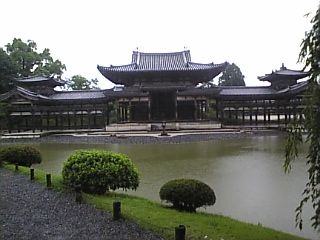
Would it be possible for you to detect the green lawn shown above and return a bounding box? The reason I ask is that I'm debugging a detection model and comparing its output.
[3,164,306,240]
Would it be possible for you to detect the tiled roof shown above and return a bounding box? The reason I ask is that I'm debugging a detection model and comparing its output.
[15,74,65,86]
[0,87,110,102]
[97,50,227,85]
[258,64,310,82]
[219,87,277,96]
[99,50,226,72]
[49,90,106,100]
[0,86,49,101]
[218,81,308,99]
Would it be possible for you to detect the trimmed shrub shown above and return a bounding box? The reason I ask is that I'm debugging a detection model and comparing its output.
[62,150,140,195]
[159,179,216,212]
[0,145,42,167]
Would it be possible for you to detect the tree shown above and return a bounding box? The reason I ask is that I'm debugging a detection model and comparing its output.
[284,6,320,231]
[65,75,100,90]
[0,48,18,93]
[218,63,245,86]
[5,38,66,78]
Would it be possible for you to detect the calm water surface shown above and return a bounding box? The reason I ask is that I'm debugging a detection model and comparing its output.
[1,136,319,239]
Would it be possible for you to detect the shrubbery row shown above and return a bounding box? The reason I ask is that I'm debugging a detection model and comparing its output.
[0,146,216,214]
[0,145,42,167]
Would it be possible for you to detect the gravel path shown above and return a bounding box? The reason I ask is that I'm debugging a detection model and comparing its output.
[0,169,162,240]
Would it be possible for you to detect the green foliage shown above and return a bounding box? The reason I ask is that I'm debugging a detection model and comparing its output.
[4,38,66,78]
[0,48,18,93]
[284,6,320,231]
[62,150,140,194]
[65,75,100,90]
[159,179,216,212]
[0,145,42,167]
[218,62,245,86]
[0,102,6,132]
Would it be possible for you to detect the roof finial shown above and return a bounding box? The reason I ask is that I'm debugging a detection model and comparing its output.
[135,47,138,52]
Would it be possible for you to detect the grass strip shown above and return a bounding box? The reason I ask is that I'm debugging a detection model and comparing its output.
[2,164,306,240]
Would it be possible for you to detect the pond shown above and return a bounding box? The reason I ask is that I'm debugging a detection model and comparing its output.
[1,135,319,239]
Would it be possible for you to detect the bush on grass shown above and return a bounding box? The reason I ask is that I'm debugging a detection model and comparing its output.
[62,150,140,194]
[0,145,42,167]
[159,179,216,212]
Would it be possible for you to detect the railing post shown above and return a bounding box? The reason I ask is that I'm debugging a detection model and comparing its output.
[113,201,121,220]
[30,168,34,180]
[175,225,186,240]
[75,185,82,203]
[46,174,52,188]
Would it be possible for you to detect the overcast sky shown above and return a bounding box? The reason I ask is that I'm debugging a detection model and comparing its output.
[0,0,318,89]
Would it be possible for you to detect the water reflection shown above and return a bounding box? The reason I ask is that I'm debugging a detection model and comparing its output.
[1,136,318,239]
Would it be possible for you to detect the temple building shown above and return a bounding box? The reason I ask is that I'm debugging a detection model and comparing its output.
[98,50,228,122]
[0,50,310,133]
[0,75,110,132]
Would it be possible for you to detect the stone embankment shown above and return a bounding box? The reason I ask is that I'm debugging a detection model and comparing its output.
[0,130,286,145]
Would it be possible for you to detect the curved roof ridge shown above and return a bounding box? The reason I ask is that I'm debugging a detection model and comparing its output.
[0,86,49,101]
[135,49,190,56]
[97,63,136,71]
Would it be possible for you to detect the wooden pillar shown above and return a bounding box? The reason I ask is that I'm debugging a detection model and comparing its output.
[255,101,258,125]
[215,100,219,120]
[67,107,71,129]
[284,105,288,125]
[148,94,151,121]
[221,101,224,125]
[120,104,126,122]
[40,111,43,132]
[73,110,77,129]
[263,101,267,125]
[7,112,12,133]
[32,109,36,133]
[206,99,209,120]
[80,108,84,127]
[194,99,197,120]
[17,115,21,132]
[25,115,28,130]
[116,103,120,123]
[88,109,91,130]
[55,112,58,128]
[60,110,63,130]
[235,107,238,125]
[277,102,280,125]
[46,111,50,131]
[93,108,97,128]
[175,98,178,121]
[242,102,245,125]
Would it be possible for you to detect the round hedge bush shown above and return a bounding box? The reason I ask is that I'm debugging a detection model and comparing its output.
[159,179,216,212]
[62,150,140,194]
[0,145,42,167]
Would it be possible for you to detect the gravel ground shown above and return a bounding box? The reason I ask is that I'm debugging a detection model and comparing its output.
[0,169,162,240]
[0,130,286,240]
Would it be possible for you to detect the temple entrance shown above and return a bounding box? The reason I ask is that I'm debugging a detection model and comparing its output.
[150,91,175,120]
